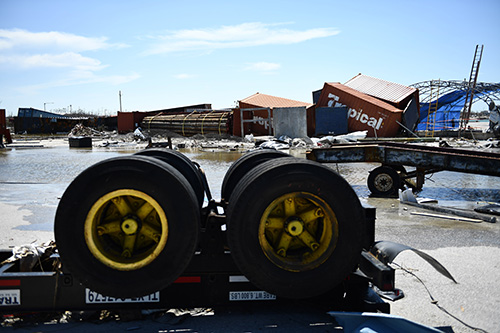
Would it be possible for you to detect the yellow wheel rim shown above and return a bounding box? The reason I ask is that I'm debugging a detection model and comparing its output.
[84,189,168,271]
[258,192,338,272]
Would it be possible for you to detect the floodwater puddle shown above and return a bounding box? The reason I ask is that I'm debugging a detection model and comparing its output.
[1,145,499,232]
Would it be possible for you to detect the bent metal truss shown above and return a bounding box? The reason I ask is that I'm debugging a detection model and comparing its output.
[410,80,500,131]
[411,80,500,110]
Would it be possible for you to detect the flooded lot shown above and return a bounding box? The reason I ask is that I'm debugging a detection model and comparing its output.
[1,140,500,332]
[1,143,499,230]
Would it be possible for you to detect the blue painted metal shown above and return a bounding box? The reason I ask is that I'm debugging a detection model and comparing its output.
[315,107,348,136]
[18,108,68,119]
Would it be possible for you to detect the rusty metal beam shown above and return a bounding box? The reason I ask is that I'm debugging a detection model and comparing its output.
[308,142,500,177]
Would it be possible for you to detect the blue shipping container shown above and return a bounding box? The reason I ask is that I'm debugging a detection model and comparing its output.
[315,107,348,136]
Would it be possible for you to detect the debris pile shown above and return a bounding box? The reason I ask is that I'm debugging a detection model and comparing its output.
[1,241,57,272]
[68,123,104,137]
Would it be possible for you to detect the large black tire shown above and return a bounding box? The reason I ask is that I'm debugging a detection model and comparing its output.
[367,166,401,197]
[55,155,200,298]
[226,158,365,299]
[135,148,205,207]
[221,149,289,202]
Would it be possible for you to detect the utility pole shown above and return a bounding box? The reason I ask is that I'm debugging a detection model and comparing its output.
[44,102,54,111]
[119,91,123,112]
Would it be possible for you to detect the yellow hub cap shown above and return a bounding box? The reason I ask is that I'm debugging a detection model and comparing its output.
[259,192,338,272]
[84,189,168,271]
[121,218,139,235]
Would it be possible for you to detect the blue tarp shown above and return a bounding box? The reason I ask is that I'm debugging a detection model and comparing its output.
[416,90,468,131]
[416,86,498,131]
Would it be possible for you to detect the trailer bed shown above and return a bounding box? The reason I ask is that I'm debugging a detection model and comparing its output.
[308,141,500,177]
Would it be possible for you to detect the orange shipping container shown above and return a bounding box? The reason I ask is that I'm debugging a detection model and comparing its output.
[235,93,315,137]
[316,83,403,137]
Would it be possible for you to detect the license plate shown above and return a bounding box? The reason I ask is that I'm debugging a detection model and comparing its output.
[229,291,276,301]
[85,289,160,304]
[0,289,21,306]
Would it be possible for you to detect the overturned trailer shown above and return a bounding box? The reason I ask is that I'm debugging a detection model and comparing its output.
[0,150,460,333]
[308,141,500,198]
[1,150,399,313]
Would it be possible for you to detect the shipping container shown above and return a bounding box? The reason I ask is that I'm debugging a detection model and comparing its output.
[316,83,403,137]
[344,73,420,113]
[14,108,115,134]
[312,89,322,104]
[315,107,348,136]
[0,109,12,144]
[232,107,273,137]
[235,93,315,136]
[13,116,97,134]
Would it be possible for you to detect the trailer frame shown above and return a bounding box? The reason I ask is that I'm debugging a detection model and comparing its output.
[308,141,500,193]
[0,202,391,314]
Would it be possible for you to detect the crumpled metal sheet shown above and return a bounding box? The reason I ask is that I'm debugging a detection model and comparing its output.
[1,241,56,272]
[371,240,457,284]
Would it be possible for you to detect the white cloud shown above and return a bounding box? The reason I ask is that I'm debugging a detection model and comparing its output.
[0,52,106,71]
[145,22,339,55]
[245,62,281,72]
[0,28,136,91]
[0,29,128,71]
[0,28,127,52]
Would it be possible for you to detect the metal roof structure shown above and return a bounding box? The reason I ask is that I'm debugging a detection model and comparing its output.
[345,74,417,104]
[410,80,500,132]
[17,107,91,120]
[410,80,500,109]
[239,93,312,108]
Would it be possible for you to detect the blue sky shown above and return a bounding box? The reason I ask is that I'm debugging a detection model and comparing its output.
[1,0,499,116]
